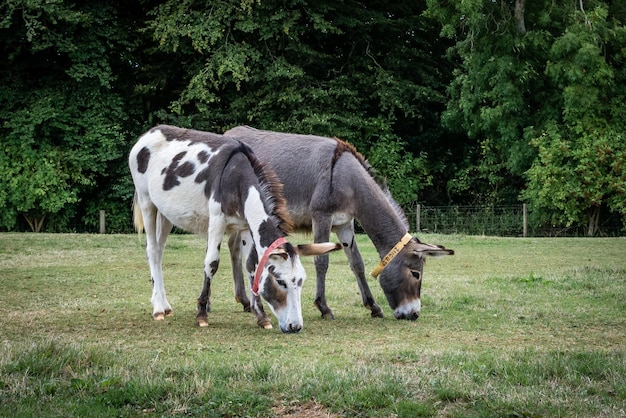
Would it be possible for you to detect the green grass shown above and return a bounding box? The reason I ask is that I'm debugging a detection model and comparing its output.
[1,233,625,417]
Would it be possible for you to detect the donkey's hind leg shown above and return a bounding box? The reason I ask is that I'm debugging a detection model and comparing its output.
[335,221,384,318]
[138,200,173,320]
[228,231,251,312]
[155,212,173,317]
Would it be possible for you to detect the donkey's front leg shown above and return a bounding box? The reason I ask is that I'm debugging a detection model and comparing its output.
[197,214,226,327]
[336,222,383,318]
[196,267,214,328]
[312,216,335,319]
[251,293,272,329]
[240,230,272,329]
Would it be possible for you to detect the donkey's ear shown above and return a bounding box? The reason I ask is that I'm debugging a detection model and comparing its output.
[296,242,342,256]
[413,242,454,258]
[269,247,289,261]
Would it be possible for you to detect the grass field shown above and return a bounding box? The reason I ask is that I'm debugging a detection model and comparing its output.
[0,233,625,417]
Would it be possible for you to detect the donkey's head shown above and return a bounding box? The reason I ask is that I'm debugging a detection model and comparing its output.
[376,237,454,320]
[250,239,342,333]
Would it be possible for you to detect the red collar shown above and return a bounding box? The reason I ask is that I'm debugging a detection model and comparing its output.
[252,237,288,296]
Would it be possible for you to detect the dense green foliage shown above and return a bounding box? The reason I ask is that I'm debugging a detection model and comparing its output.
[0,0,624,234]
[0,0,143,231]
[522,7,626,236]
[427,0,626,234]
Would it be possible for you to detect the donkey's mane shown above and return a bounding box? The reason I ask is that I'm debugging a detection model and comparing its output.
[235,141,294,236]
[331,138,380,184]
[331,137,409,230]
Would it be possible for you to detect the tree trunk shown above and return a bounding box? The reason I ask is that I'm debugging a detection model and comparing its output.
[24,214,46,233]
[586,206,600,237]
[514,0,527,35]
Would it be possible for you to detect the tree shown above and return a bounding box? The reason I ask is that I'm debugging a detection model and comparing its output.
[522,5,626,235]
[426,0,554,206]
[144,0,450,206]
[0,0,454,232]
[0,0,145,231]
[427,0,626,234]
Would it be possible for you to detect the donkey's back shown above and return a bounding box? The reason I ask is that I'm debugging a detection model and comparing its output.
[224,126,373,227]
[130,124,252,234]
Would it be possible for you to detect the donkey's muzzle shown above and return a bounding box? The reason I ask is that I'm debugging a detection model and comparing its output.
[281,323,303,333]
[394,310,420,321]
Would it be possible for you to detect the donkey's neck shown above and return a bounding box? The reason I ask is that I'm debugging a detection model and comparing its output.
[353,185,409,258]
[243,186,284,251]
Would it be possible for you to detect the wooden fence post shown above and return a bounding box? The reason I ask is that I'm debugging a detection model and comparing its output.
[99,210,106,234]
[416,204,421,233]
[523,204,527,238]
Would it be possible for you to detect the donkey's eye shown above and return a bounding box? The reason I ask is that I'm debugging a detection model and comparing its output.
[411,271,421,280]
[276,279,287,289]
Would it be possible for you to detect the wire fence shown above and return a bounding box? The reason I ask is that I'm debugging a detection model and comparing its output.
[404,204,625,237]
[409,205,526,237]
[5,205,624,237]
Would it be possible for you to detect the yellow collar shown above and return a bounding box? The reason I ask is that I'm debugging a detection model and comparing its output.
[370,233,413,278]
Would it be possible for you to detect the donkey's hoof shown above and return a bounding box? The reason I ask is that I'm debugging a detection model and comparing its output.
[236,297,251,312]
[196,314,209,327]
[165,309,173,317]
[371,309,384,318]
[153,312,166,321]
[257,318,272,329]
[314,299,334,319]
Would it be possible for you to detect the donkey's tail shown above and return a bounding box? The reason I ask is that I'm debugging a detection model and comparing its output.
[132,192,144,235]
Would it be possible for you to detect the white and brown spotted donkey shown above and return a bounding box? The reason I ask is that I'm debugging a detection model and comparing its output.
[129,125,340,333]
